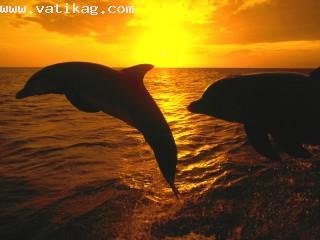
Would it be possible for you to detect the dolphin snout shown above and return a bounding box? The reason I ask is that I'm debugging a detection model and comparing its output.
[16,89,28,99]
[187,100,203,113]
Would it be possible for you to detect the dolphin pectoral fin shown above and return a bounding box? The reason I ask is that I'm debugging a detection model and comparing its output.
[272,132,312,158]
[65,91,100,113]
[244,123,281,161]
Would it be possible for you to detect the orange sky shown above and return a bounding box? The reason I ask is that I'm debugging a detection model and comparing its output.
[1,0,320,68]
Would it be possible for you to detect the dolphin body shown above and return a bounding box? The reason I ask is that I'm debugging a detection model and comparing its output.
[16,62,179,197]
[188,68,320,161]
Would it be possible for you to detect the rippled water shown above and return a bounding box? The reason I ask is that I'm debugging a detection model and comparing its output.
[1,67,319,239]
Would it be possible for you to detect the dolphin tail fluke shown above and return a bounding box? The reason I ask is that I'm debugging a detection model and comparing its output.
[309,67,320,83]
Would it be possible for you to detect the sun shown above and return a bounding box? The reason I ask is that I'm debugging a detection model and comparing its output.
[131,1,197,67]
[133,26,193,67]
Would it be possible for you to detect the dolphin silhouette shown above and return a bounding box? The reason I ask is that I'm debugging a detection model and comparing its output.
[16,62,180,197]
[188,68,320,161]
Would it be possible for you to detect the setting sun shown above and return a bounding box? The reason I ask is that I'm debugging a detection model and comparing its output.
[130,0,207,67]
[133,25,194,67]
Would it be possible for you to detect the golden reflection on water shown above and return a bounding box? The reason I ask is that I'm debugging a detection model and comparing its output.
[1,68,319,239]
[142,68,244,196]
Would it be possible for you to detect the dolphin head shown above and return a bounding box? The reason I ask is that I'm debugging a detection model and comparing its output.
[187,98,207,113]
[16,66,64,99]
[188,82,227,116]
[188,78,244,123]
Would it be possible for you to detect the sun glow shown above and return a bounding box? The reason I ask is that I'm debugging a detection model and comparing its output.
[133,25,194,67]
[1,0,319,68]
[131,1,213,67]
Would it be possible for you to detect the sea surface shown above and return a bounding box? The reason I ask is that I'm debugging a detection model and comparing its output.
[0,68,319,240]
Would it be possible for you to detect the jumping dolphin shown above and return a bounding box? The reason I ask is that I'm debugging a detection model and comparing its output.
[188,68,320,161]
[16,62,180,197]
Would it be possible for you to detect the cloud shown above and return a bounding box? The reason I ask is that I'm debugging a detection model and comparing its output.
[129,0,219,27]
[237,0,271,11]
[12,0,219,44]
[14,0,136,44]
[4,0,320,45]
[193,40,320,68]
[206,0,320,44]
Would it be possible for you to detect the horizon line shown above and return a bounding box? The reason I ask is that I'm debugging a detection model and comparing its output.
[0,66,315,69]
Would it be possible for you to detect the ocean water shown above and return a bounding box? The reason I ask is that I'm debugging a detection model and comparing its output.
[0,67,319,240]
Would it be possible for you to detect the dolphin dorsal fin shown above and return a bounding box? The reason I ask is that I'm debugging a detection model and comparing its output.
[122,64,154,83]
[309,67,320,83]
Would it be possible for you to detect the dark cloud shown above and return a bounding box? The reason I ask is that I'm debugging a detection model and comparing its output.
[18,0,137,43]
